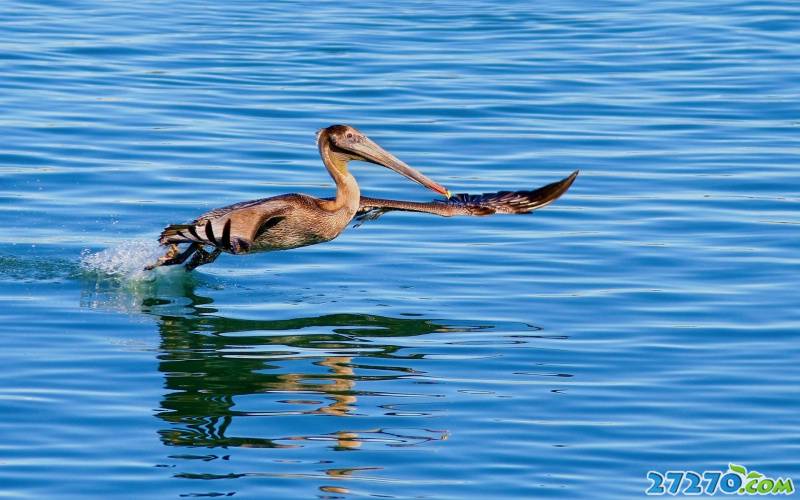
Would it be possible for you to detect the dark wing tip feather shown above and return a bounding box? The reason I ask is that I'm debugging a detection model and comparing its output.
[450,169,578,214]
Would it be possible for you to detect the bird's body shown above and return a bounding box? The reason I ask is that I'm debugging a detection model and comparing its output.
[167,193,351,254]
[146,124,578,271]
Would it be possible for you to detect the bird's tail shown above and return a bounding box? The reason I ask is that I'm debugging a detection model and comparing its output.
[159,224,197,245]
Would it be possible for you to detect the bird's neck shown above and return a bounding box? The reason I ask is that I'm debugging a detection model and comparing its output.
[319,137,360,214]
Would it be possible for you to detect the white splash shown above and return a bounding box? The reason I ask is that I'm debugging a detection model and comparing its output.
[78,240,209,316]
[80,239,165,281]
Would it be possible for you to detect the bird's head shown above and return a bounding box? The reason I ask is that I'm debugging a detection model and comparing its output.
[317,124,450,198]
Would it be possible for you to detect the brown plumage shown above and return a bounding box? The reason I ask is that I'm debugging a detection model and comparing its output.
[146,125,578,271]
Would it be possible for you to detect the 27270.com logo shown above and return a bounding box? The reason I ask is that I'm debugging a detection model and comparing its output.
[646,464,794,496]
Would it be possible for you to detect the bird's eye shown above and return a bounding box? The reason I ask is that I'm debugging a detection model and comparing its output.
[346,133,353,139]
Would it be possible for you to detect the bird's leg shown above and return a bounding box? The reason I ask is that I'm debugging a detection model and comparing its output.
[144,243,199,270]
[184,246,222,272]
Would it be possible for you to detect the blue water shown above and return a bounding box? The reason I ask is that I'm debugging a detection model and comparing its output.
[1,1,799,498]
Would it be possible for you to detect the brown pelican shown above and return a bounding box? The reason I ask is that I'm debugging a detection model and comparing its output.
[146,124,578,271]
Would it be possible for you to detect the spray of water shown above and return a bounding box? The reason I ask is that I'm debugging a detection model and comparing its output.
[79,239,165,281]
[78,239,207,315]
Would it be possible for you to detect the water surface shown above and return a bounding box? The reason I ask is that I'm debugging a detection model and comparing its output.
[1,1,799,498]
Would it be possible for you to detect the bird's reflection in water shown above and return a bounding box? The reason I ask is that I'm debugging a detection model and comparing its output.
[155,306,452,451]
[81,273,480,494]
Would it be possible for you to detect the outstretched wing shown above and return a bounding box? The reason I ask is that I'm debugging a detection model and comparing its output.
[354,170,578,226]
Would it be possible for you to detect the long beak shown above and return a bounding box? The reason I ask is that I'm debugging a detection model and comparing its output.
[352,137,451,198]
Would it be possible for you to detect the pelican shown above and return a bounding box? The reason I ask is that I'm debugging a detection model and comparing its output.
[146,124,578,271]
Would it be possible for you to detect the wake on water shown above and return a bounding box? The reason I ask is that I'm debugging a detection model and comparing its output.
[0,240,206,315]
